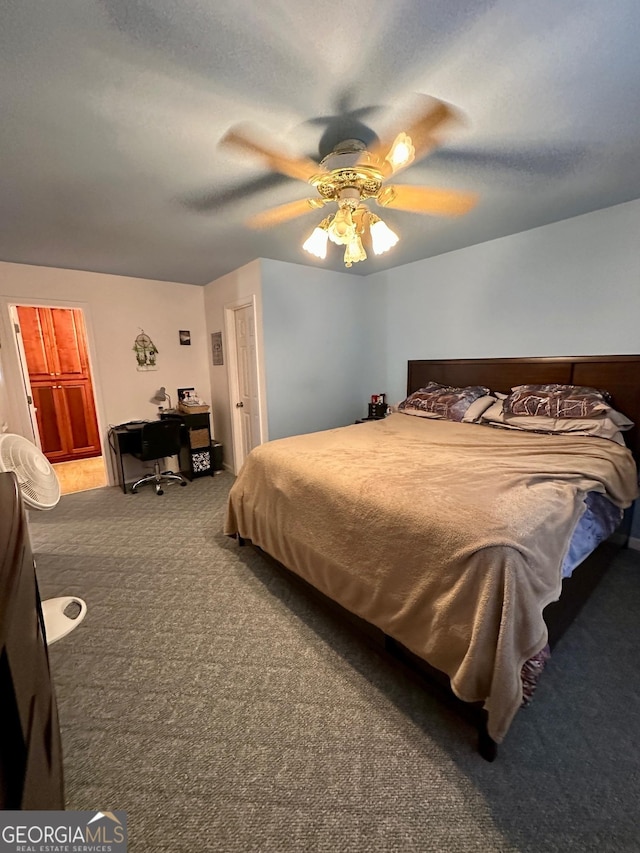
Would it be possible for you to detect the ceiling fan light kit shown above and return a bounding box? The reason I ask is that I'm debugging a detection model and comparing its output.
[369,214,400,254]
[343,234,367,267]
[221,96,478,270]
[385,132,416,171]
[302,200,399,268]
[302,218,330,259]
[327,202,357,245]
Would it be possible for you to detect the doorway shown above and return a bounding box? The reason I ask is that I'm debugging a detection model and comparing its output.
[12,305,107,494]
[224,297,265,473]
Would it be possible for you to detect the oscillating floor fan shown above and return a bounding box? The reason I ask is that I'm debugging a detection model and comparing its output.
[0,433,87,644]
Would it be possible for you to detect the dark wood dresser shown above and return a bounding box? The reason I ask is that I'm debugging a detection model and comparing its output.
[0,471,64,808]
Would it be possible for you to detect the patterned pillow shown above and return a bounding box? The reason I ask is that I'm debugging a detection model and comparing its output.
[398,382,491,423]
[480,399,632,444]
[503,384,612,419]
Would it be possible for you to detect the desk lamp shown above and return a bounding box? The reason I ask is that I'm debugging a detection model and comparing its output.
[151,386,173,412]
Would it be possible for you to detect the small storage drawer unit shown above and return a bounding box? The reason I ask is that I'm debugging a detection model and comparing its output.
[162,412,215,479]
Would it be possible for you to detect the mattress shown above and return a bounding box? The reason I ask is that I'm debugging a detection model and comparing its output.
[562,491,624,578]
[225,413,638,741]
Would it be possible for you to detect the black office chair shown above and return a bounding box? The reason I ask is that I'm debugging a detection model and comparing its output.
[130,420,188,495]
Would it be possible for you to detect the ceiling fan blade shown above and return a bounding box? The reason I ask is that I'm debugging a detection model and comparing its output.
[364,97,462,178]
[220,123,323,183]
[246,198,327,229]
[376,185,478,217]
[183,173,291,213]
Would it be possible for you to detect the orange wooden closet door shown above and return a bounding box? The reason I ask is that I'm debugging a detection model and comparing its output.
[17,306,101,463]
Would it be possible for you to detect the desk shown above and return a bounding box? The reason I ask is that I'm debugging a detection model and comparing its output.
[108,423,147,494]
[109,413,216,493]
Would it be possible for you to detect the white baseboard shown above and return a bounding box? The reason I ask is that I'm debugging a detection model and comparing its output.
[627,536,640,552]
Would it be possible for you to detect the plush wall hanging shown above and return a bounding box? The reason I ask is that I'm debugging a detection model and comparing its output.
[133,330,158,371]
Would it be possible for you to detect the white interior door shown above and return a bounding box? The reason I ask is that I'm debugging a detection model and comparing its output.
[234,304,260,468]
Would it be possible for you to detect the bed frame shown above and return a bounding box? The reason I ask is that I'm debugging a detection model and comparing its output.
[240,355,640,760]
[407,355,640,460]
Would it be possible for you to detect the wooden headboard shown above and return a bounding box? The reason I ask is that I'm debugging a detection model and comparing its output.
[407,355,640,460]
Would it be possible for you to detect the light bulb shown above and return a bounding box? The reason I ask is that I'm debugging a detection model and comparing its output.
[386,132,415,170]
[343,235,367,268]
[370,217,399,255]
[302,222,329,259]
[328,205,356,245]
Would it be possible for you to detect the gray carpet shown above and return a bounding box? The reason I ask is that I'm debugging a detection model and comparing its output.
[30,474,640,852]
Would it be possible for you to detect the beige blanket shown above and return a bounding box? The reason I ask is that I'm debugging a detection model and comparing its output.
[225,413,638,742]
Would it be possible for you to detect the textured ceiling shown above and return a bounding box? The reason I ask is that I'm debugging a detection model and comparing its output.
[1,0,639,285]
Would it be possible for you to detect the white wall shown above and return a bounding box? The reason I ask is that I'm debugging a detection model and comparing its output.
[202,259,265,472]
[260,258,386,439]
[0,261,210,484]
[370,198,640,405]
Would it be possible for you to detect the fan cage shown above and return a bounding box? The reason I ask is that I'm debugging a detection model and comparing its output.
[0,433,60,509]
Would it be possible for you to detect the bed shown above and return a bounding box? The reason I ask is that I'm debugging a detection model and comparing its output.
[225,355,640,759]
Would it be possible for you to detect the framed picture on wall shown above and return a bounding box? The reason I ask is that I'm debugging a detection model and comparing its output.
[179,330,191,346]
[211,331,224,366]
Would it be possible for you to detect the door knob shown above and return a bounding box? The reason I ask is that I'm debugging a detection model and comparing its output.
[236,402,244,408]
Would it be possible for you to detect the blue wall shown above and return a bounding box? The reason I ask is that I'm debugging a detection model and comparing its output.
[368,198,640,407]
[260,259,385,439]
[259,200,640,536]
[368,199,640,536]
[261,201,640,538]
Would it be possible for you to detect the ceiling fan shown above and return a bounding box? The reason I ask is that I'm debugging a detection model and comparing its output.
[220,96,478,268]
